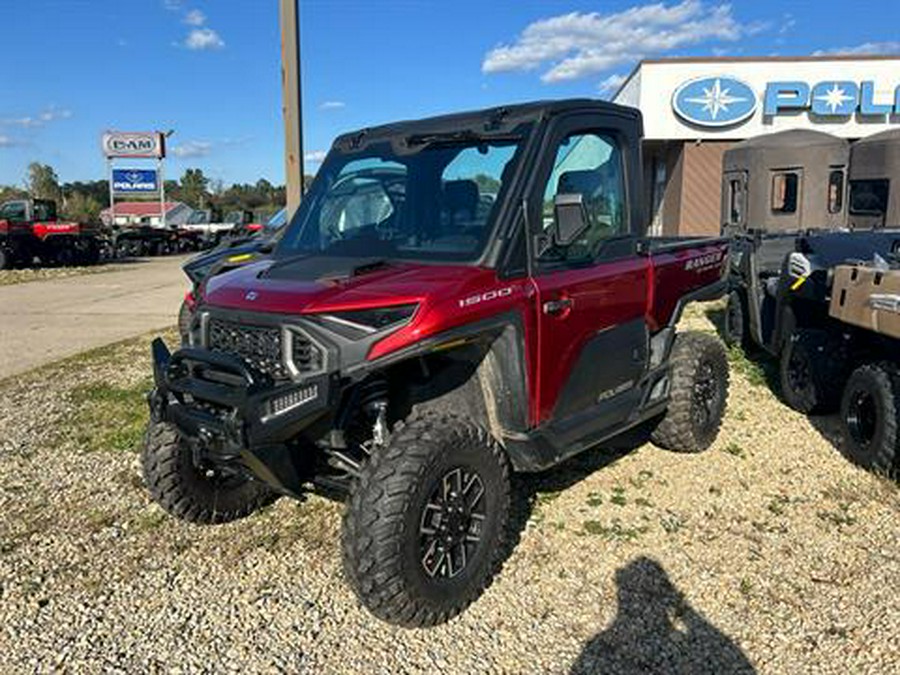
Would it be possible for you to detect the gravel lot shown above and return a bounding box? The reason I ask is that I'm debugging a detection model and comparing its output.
[1,306,898,674]
[0,264,118,287]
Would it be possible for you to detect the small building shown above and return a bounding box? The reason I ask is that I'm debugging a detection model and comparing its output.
[100,201,192,228]
[613,55,900,236]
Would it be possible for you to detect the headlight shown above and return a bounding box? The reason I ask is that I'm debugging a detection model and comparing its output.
[319,304,417,338]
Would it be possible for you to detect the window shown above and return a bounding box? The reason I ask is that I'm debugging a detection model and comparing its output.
[828,169,845,214]
[539,132,627,263]
[32,201,56,221]
[0,202,26,222]
[771,172,799,214]
[278,130,526,262]
[727,178,744,225]
[849,179,889,215]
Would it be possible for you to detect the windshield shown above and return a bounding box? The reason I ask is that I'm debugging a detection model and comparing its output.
[187,210,210,224]
[276,130,528,262]
[266,207,287,230]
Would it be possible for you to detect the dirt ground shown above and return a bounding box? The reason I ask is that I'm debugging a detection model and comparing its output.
[0,306,897,674]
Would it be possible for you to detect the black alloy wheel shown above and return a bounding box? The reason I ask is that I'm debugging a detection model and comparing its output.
[419,466,486,580]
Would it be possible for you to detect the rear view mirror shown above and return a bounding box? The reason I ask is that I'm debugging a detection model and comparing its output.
[553,193,590,246]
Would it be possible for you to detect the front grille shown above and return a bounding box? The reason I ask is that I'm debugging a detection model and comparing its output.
[205,317,325,380]
[207,318,288,380]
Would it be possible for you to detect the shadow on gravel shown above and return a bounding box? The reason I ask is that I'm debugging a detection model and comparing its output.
[570,557,756,675]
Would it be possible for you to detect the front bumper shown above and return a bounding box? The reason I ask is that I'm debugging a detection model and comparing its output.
[149,338,338,493]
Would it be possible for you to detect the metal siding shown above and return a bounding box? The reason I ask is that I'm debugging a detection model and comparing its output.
[678,141,732,236]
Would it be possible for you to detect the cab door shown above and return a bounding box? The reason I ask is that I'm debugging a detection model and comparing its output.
[527,116,650,432]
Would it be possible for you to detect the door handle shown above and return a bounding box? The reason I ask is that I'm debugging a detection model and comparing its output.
[543,298,573,315]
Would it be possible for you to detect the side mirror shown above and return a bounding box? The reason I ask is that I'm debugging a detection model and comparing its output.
[553,193,590,246]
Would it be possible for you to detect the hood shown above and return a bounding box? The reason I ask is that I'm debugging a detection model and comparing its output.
[202,256,498,315]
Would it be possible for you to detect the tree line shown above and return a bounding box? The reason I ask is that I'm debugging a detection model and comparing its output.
[0,163,304,224]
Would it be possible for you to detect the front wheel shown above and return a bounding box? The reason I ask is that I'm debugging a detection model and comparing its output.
[840,364,899,477]
[141,420,275,524]
[651,331,729,453]
[342,413,510,627]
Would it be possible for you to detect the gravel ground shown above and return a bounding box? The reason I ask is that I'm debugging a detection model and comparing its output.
[0,261,128,286]
[1,306,898,674]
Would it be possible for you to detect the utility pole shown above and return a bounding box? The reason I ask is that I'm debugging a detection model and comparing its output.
[280,0,304,219]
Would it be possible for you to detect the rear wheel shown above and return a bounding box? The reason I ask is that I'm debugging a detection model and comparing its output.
[342,413,510,627]
[141,419,275,524]
[840,364,899,477]
[0,247,10,270]
[723,290,748,348]
[651,331,729,453]
[779,329,844,414]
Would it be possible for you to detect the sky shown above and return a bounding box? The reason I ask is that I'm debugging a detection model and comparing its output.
[1,0,899,187]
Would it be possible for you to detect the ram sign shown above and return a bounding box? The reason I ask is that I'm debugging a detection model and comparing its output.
[112,169,159,194]
[102,131,165,159]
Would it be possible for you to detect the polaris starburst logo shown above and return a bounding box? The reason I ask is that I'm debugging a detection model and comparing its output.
[245,291,259,301]
[672,76,757,128]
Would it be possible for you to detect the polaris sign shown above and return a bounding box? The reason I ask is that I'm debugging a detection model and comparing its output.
[764,81,900,117]
[673,77,757,127]
[112,169,159,194]
[102,131,165,159]
[673,76,900,129]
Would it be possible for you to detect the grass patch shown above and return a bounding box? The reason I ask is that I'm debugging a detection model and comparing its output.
[582,518,648,541]
[723,441,747,459]
[610,486,627,506]
[69,378,153,453]
[585,492,603,507]
[727,346,771,387]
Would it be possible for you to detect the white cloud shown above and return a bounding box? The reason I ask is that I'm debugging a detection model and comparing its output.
[172,140,213,158]
[184,27,225,50]
[1,106,71,128]
[184,9,206,26]
[0,135,16,147]
[598,74,627,95]
[319,101,346,110]
[304,150,327,163]
[163,0,183,10]
[482,1,750,83]
[813,41,900,56]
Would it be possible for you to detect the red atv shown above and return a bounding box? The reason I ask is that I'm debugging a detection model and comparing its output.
[0,198,100,269]
[144,99,730,627]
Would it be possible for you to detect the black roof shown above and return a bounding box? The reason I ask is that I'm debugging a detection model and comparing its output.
[735,129,845,150]
[332,98,640,150]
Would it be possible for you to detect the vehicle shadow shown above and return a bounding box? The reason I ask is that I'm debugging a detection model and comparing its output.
[569,556,756,675]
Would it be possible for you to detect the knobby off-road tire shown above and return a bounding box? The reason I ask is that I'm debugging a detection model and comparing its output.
[651,331,729,453]
[779,329,845,414]
[177,299,193,345]
[342,413,511,628]
[0,247,11,270]
[840,363,900,477]
[723,290,748,349]
[141,420,274,524]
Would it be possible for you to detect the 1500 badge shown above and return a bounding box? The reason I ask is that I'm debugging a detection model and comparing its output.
[458,287,513,308]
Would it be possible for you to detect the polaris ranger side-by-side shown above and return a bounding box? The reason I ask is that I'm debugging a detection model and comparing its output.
[723,129,900,477]
[143,100,731,627]
[0,198,101,269]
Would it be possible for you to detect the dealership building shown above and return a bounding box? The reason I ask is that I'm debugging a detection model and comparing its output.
[612,55,900,236]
